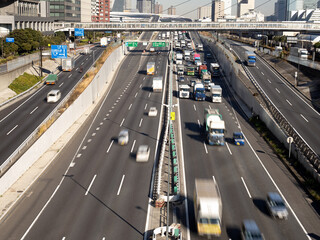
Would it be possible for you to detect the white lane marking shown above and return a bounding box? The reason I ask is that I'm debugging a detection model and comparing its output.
[208,105,211,109]
[197,119,201,128]
[59,82,64,87]
[81,62,84,65]
[120,118,125,127]
[96,127,100,131]
[143,77,145,80]
[68,74,72,78]
[76,154,82,158]
[139,118,143,127]
[286,99,292,106]
[242,133,312,240]
[203,142,208,154]
[148,92,151,98]
[145,103,148,110]
[30,106,38,115]
[140,84,142,88]
[267,79,271,83]
[226,142,232,155]
[300,114,309,122]
[128,104,132,110]
[106,140,114,153]
[135,92,138,98]
[117,175,125,195]
[86,58,88,61]
[193,104,196,111]
[241,177,252,198]
[275,88,280,93]
[76,68,79,71]
[85,174,97,196]
[7,125,18,135]
[70,162,75,167]
[82,146,87,150]
[256,66,259,69]
[92,133,96,136]
[261,72,264,75]
[88,139,92,143]
[131,140,136,153]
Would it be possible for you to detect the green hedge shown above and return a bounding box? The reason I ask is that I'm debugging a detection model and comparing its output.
[9,72,42,94]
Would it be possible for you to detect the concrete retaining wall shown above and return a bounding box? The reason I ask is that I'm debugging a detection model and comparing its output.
[0,45,125,195]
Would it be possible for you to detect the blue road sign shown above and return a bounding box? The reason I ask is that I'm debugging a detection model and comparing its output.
[6,38,14,43]
[75,28,84,37]
[51,45,68,59]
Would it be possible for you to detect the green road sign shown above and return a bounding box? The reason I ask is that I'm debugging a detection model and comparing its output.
[126,42,138,47]
[152,42,166,47]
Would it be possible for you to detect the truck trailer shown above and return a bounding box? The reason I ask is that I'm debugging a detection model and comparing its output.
[210,63,220,77]
[100,37,108,47]
[194,178,222,237]
[193,82,206,101]
[204,108,225,145]
[62,57,75,72]
[152,76,163,92]
[211,85,222,103]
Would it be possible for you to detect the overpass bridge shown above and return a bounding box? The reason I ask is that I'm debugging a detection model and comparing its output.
[54,21,320,33]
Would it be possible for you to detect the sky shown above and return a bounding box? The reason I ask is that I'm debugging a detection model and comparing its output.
[155,0,277,19]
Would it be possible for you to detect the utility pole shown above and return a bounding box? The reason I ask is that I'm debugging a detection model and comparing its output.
[40,44,43,77]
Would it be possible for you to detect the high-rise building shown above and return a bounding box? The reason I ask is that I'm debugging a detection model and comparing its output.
[91,0,110,22]
[223,0,232,16]
[318,0,320,8]
[125,0,131,10]
[287,0,303,19]
[212,0,225,21]
[237,0,255,17]
[81,0,91,22]
[303,0,318,9]
[197,6,212,19]
[112,0,125,11]
[48,0,81,22]
[274,0,286,21]
[137,0,152,13]
[168,6,176,15]
[155,2,163,14]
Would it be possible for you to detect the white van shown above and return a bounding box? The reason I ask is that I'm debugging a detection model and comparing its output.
[47,90,61,103]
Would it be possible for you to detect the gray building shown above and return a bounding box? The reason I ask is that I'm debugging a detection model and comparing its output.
[112,0,125,12]
[274,0,286,21]
[0,0,54,35]
[137,0,152,13]
[48,0,81,22]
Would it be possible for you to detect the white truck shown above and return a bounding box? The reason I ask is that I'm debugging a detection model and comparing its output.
[162,33,166,40]
[194,178,222,237]
[166,31,170,38]
[100,37,108,47]
[82,47,90,55]
[184,50,191,61]
[211,85,222,103]
[62,57,75,72]
[147,62,155,75]
[152,77,163,92]
[197,43,203,51]
[177,65,184,75]
[179,84,190,98]
[175,41,181,49]
[204,108,225,145]
[176,53,183,65]
[181,39,186,47]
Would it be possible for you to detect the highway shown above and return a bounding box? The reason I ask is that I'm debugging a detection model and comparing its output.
[176,32,320,239]
[0,45,105,167]
[0,31,168,239]
[221,37,320,157]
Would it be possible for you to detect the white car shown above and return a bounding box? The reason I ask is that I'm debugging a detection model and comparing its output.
[118,129,129,145]
[148,107,158,117]
[150,47,155,52]
[136,145,150,162]
[47,90,61,103]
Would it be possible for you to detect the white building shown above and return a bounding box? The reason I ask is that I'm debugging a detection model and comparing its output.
[197,6,212,19]
[239,9,264,21]
[223,0,232,16]
[81,0,91,22]
[237,0,255,17]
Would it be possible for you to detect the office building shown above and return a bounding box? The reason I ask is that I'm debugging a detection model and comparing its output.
[304,0,318,9]
[81,0,91,22]
[112,0,125,11]
[48,0,81,22]
[223,0,232,16]
[168,6,176,15]
[274,0,286,21]
[237,0,255,17]
[125,0,131,10]
[287,0,303,19]
[137,0,152,13]
[91,0,110,22]
[0,0,53,34]
[197,6,212,19]
[212,0,225,21]
[155,2,163,14]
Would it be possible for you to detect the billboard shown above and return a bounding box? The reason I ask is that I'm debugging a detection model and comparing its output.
[75,28,84,37]
[51,45,68,59]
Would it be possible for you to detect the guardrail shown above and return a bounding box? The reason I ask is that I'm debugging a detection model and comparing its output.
[0,45,109,174]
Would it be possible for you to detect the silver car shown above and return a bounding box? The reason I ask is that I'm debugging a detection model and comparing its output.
[136,145,150,162]
[266,192,288,219]
[118,129,129,146]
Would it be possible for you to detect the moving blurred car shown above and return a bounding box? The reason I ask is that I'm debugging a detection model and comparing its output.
[148,107,158,117]
[178,76,185,82]
[233,132,245,146]
[266,192,288,219]
[118,129,129,145]
[136,145,150,162]
[241,220,264,240]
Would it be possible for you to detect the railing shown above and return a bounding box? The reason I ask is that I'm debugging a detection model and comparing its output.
[54,21,320,32]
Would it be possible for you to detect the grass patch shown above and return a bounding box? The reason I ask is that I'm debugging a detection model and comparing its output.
[249,116,320,204]
[9,73,42,94]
